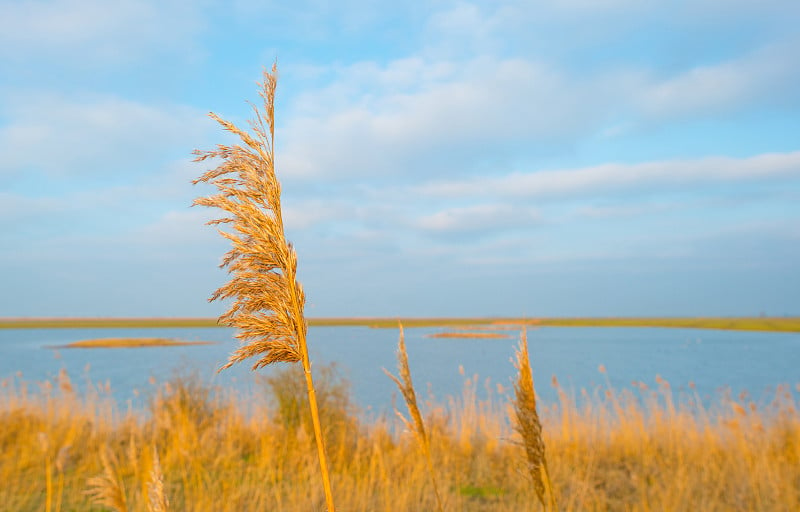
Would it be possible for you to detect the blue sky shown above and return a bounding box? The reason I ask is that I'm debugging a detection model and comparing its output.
[1,0,798,318]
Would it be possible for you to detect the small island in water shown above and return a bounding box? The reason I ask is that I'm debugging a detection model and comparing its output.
[426,331,511,339]
[57,337,215,349]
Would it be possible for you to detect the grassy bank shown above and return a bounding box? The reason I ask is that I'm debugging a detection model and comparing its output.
[1,367,797,511]
[1,316,799,332]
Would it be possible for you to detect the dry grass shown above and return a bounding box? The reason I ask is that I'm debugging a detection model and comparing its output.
[85,447,128,512]
[426,332,512,339]
[192,64,335,510]
[384,324,445,512]
[511,327,555,510]
[59,338,213,349]
[147,448,168,512]
[1,365,799,511]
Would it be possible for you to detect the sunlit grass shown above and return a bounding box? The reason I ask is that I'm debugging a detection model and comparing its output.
[426,332,512,339]
[2,366,797,511]
[59,338,214,349]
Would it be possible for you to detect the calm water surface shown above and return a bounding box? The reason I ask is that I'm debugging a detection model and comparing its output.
[1,326,798,414]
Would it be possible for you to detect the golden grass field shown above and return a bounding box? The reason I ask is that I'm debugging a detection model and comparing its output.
[1,364,798,511]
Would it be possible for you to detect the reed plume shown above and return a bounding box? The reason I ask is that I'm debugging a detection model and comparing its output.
[512,327,556,510]
[147,448,168,512]
[192,64,335,511]
[384,324,445,512]
[85,447,128,512]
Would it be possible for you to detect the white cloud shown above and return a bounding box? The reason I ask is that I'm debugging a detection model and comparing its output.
[0,193,63,224]
[419,151,800,199]
[283,201,352,231]
[131,208,218,248]
[263,0,800,186]
[278,56,631,179]
[639,41,800,119]
[0,0,203,64]
[416,203,539,235]
[276,39,799,181]
[0,93,207,177]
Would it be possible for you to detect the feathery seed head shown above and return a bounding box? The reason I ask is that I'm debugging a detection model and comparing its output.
[193,65,307,371]
[512,327,554,509]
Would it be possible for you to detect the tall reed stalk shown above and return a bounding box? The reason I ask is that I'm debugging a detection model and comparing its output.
[192,64,335,511]
[512,327,556,510]
[384,324,445,512]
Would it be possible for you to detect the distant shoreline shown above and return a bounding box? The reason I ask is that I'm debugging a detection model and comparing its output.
[1,316,798,333]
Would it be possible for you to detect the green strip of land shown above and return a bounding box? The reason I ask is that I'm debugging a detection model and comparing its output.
[1,317,798,332]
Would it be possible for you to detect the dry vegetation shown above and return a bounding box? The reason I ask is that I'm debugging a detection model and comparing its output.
[384,325,445,511]
[1,366,798,511]
[426,332,512,339]
[511,328,555,510]
[59,338,213,349]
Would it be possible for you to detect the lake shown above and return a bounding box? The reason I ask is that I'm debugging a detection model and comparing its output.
[1,325,798,415]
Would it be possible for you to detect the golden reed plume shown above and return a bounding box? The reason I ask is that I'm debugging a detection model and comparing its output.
[384,324,445,512]
[512,327,556,510]
[192,64,336,511]
[85,447,128,512]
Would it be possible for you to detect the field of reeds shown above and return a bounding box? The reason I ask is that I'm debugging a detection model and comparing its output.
[1,363,798,511]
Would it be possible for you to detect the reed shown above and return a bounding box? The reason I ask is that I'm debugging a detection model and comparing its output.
[2,367,799,510]
[512,327,556,510]
[384,324,445,512]
[147,448,168,512]
[85,447,128,512]
[191,64,335,510]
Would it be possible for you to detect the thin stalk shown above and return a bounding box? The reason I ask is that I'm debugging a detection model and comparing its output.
[281,195,335,511]
[44,455,52,512]
[302,359,335,510]
[55,471,64,512]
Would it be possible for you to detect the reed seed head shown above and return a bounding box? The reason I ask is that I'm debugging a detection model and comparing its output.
[192,64,307,371]
[147,447,169,512]
[383,324,445,512]
[384,325,427,441]
[85,447,128,512]
[512,327,554,509]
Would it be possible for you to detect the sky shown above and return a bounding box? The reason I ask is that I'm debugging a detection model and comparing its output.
[1,0,799,318]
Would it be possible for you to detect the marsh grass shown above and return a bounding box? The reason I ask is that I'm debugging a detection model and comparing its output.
[384,325,445,512]
[512,327,555,510]
[426,331,512,339]
[58,338,213,349]
[2,367,799,511]
[85,447,128,512]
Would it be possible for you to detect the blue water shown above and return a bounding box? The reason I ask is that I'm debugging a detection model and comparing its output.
[1,326,798,414]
